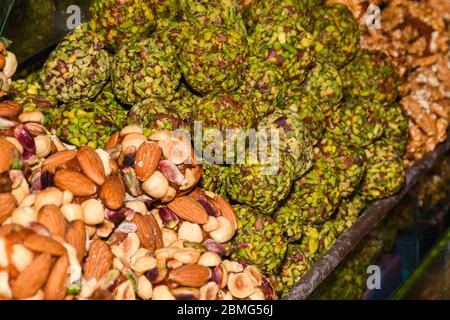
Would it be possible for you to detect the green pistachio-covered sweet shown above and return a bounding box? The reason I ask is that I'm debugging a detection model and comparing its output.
[340,49,399,105]
[9,72,57,120]
[170,82,200,128]
[312,3,360,68]
[179,25,249,94]
[129,97,189,137]
[226,150,296,215]
[198,162,229,196]
[179,0,246,34]
[360,140,406,201]
[258,109,314,179]
[231,205,288,274]
[243,0,313,33]
[48,100,128,149]
[192,92,256,163]
[333,193,367,237]
[154,19,190,53]
[299,221,337,261]
[275,157,342,240]
[276,245,312,296]
[251,18,314,84]
[281,87,325,145]
[155,0,179,20]
[239,57,286,119]
[383,104,409,156]
[41,25,109,103]
[303,62,343,116]
[112,37,181,105]
[88,0,157,51]
[325,98,386,148]
[316,138,366,198]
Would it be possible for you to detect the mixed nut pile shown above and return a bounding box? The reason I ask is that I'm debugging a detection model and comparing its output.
[0,0,448,300]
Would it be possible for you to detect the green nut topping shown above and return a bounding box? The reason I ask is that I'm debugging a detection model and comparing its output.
[258,109,314,179]
[88,0,156,51]
[275,156,342,238]
[340,49,399,105]
[198,162,230,197]
[298,221,337,261]
[112,37,181,105]
[155,0,180,20]
[128,97,189,137]
[382,103,409,156]
[333,194,367,237]
[276,245,312,296]
[251,18,314,84]
[325,98,386,148]
[47,100,127,149]
[231,205,287,274]
[239,57,286,119]
[303,62,343,117]
[243,0,313,33]
[179,25,249,94]
[226,150,296,215]
[312,3,360,68]
[360,141,406,201]
[41,24,109,102]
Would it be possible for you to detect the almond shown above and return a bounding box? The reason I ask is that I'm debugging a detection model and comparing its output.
[168,264,211,287]
[99,175,125,210]
[65,220,86,262]
[0,192,16,224]
[38,205,66,240]
[24,234,66,256]
[83,240,113,281]
[11,253,53,299]
[44,254,69,300]
[0,138,13,174]
[42,150,77,171]
[0,100,22,118]
[135,142,161,182]
[167,196,208,224]
[105,132,120,150]
[54,169,97,197]
[212,195,238,231]
[133,213,163,253]
[77,146,106,185]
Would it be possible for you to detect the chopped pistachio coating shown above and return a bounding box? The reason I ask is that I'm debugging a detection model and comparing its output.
[88,0,156,51]
[112,37,181,105]
[239,57,286,118]
[360,141,406,201]
[333,194,367,237]
[48,100,127,149]
[316,138,366,198]
[41,25,109,103]
[275,158,342,239]
[383,104,409,156]
[129,97,189,137]
[243,0,313,32]
[325,98,386,148]
[226,151,296,215]
[251,18,314,84]
[171,82,200,127]
[9,72,57,120]
[298,221,337,261]
[198,162,229,196]
[276,245,312,296]
[155,19,190,53]
[311,3,360,68]
[258,109,314,179]
[155,0,179,20]
[340,49,399,105]
[303,62,343,116]
[192,92,256,163]
[231,205,288,274]
[281,87,325,145]
[179,25,249,94]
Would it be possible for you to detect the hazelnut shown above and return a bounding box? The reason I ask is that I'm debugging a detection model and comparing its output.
[81,199,105,225]
[198,252,221,267]
[227,273,255,299]
[178,221,203,243]
[137,275,153,300]
[141,171,169,199]
[35,187,63,210]
[61,204,83,222]
[209,217,235,243]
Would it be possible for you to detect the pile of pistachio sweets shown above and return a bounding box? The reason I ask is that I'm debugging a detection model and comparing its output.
[3,0,409,298]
